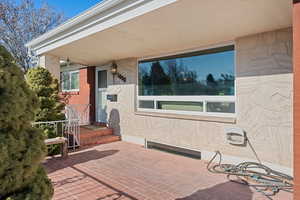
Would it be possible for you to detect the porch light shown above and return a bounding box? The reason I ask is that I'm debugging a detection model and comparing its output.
[111,62,126,83]
[111,62,118,75]
[66,57,71,66]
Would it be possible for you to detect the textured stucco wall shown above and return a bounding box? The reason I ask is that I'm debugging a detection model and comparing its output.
[236,28,293,167]
[105,28,293,168]
[38,54,60,81]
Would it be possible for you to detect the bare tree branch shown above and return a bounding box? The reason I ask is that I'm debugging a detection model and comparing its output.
[0,0,65,72]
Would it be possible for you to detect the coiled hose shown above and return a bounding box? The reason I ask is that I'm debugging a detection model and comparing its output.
[207,151,293,199]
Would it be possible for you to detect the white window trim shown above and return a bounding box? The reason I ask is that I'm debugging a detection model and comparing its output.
[137,96,236,118]
[61,70,80,92]
[136,42,236,118]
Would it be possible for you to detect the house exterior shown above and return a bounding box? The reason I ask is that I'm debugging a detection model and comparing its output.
[26,0,298,186]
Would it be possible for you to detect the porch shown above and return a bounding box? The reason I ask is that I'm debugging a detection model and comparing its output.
[30,0,293,128]
[45,141,292,200]
[27,0,295,194]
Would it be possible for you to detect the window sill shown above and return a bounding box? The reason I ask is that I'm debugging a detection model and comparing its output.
[61,91,80,95]
[134,111,236,124]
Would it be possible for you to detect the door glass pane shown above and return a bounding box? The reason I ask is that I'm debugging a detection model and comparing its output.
[206,102,235,113]
[98,70,107,88]
[71,72,79,90]
[97,90,107,122]
[157,101,203,112]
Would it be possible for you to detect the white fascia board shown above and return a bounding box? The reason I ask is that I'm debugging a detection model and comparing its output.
[26,0,124,48]
[27,0,178,55]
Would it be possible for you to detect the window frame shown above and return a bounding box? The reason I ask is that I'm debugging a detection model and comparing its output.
[136,42,237,118]
[61,70,80,92]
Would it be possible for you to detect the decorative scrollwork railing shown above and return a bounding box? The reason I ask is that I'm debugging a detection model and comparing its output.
[65,104,91,126]
[32,119,80,150]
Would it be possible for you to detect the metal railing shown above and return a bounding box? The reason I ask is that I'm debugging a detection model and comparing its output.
[32,119,80,150]
[31,104,90,150]
[65,104,91,126]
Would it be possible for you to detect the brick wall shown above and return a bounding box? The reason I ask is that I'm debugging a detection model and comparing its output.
[294,2,300,199]
[62,67,95,123]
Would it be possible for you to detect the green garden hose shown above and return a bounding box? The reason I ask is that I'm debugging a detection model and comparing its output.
[207,151,293,199]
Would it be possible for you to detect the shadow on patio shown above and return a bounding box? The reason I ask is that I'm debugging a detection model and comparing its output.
[45,148,139,200]
[176,181,253,200]
[45,149,119,173]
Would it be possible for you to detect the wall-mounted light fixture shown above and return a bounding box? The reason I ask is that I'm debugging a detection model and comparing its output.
[111,62,118,75]
[66,57,71,65]
[111,61,126,83]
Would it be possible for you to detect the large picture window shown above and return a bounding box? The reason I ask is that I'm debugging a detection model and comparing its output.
[138,45,235,117]
[61,70,79,91]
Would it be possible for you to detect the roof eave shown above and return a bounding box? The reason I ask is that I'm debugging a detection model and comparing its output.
[25,0,125,48]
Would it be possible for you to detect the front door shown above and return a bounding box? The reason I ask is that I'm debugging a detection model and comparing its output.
[96,69,108,123]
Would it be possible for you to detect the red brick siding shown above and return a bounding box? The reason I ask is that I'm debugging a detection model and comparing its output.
[294,2,300,199]
[61,67,95,123]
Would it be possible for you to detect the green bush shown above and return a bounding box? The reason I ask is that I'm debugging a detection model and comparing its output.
[26,67,65,122]
[26,67,65,155]
[0,46,53,199]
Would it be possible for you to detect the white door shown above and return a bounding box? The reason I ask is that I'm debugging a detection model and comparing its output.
[96,69,108,123]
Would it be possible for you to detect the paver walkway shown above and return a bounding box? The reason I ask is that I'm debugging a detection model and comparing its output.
[44,141,292,200]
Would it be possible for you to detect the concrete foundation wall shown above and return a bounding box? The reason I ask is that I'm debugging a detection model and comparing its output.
[104,28,293,169]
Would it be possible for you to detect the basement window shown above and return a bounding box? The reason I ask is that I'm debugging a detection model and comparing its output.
[61,70,79,92]
[137,45,236,117]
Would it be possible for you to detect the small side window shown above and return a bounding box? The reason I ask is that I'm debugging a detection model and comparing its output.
[61,70,79,91]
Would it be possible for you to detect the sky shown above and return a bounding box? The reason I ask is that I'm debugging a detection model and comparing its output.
[33,0,103,18]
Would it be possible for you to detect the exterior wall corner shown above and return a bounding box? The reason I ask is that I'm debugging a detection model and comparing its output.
[293,1,300,198]
[38,54,60,81]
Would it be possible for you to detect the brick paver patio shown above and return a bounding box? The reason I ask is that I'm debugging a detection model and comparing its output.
[44,141,292,200]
